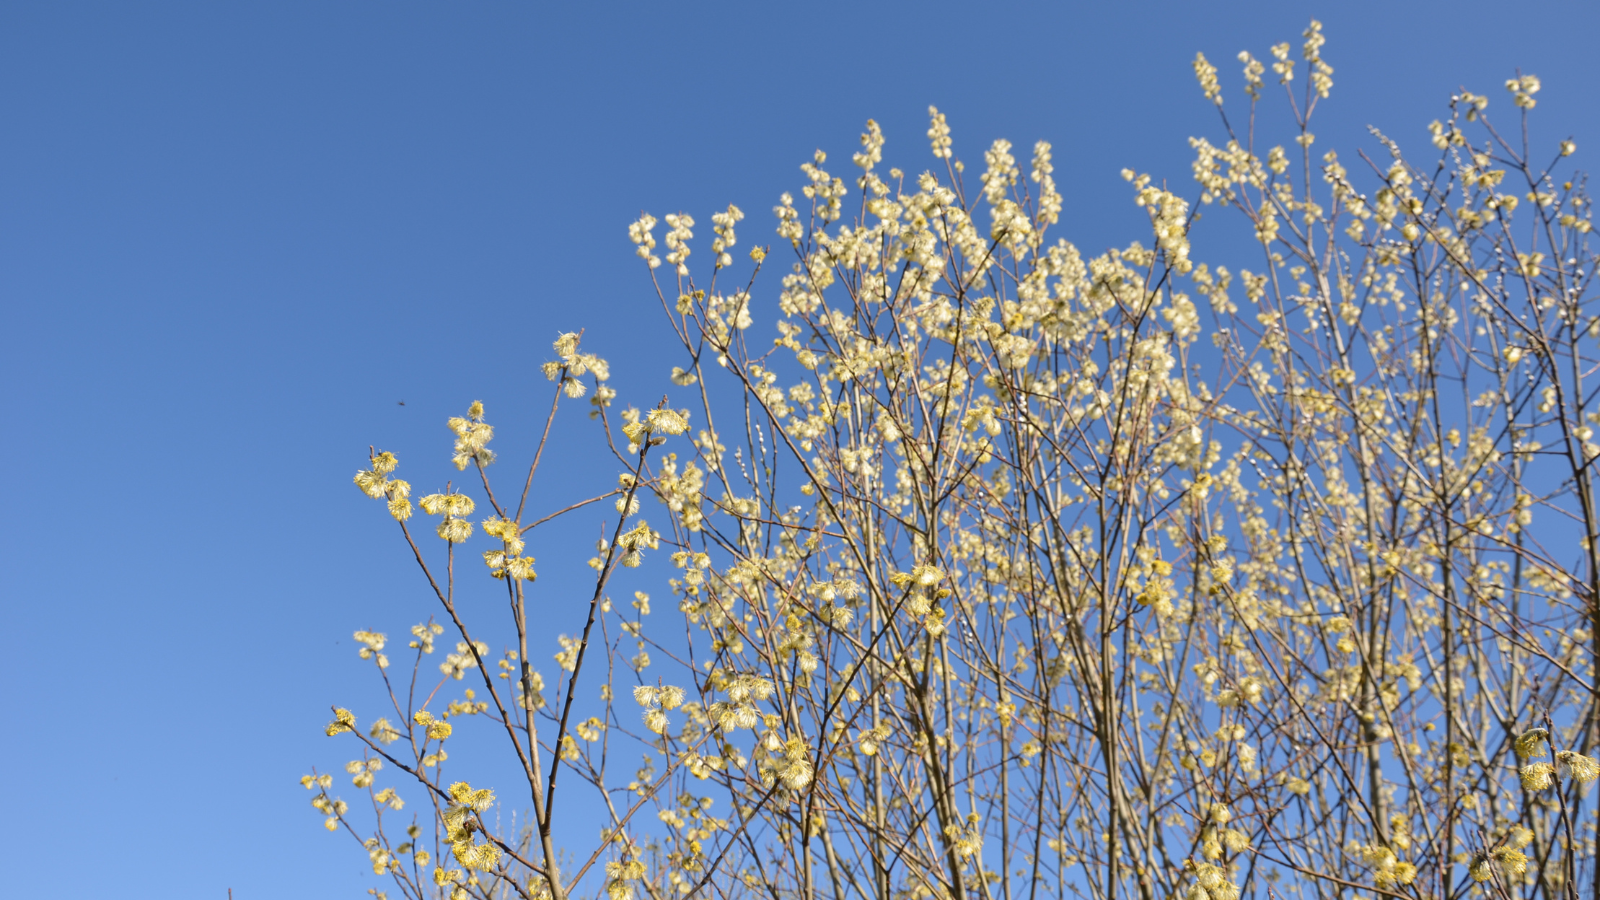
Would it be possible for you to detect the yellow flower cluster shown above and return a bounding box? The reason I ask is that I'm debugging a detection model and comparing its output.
[352,630,387,668]
[481,517,534,581]
[446,402,493,471]
[419,490,474,543]
[353,451,413,521]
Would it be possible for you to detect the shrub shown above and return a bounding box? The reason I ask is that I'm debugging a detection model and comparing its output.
[310,21,1597,900]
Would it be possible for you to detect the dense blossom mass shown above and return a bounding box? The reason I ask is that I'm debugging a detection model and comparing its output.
[310,21,1598,900]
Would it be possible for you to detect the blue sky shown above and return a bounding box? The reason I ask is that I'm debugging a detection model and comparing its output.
[2,1,1597,897]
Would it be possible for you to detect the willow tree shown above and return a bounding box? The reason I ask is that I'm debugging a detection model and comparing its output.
[308,21,1599,900]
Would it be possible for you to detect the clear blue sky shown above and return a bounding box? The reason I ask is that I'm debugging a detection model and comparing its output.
[2,1,1596,897]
